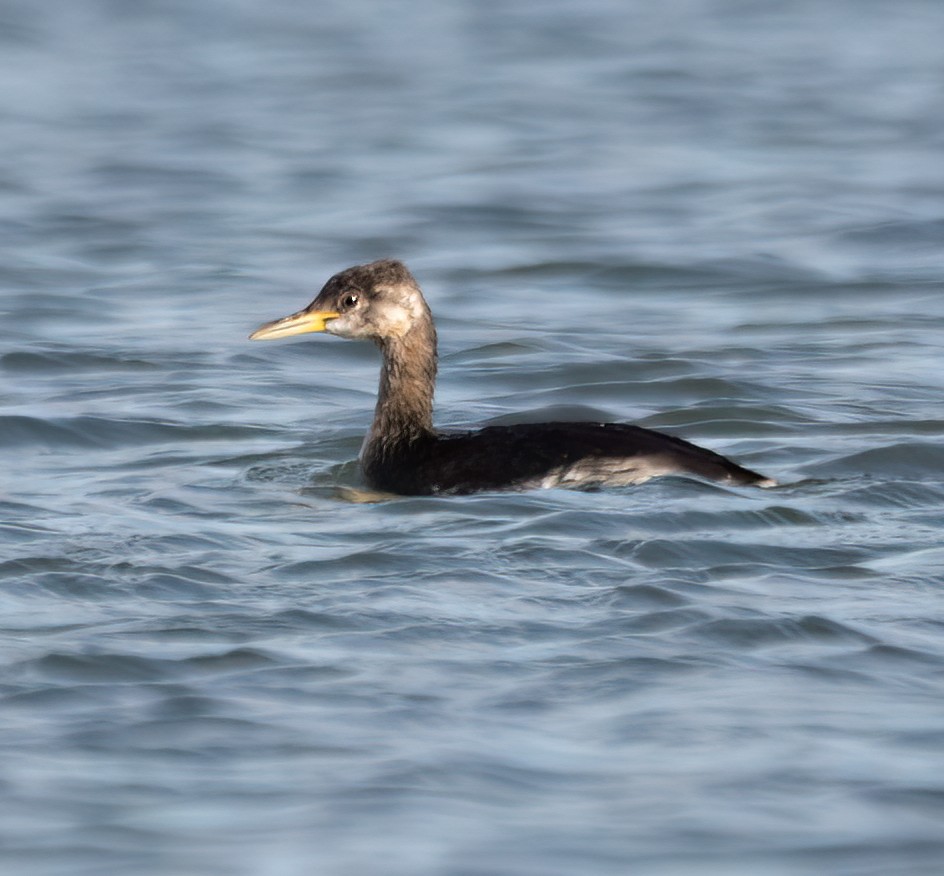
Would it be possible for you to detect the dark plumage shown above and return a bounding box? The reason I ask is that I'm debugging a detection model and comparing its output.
[250,260,773,495]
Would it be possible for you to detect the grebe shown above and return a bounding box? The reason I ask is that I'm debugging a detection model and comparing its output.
[250,260,773,495]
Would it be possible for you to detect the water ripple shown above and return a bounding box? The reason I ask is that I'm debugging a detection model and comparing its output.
[3,1,944,874]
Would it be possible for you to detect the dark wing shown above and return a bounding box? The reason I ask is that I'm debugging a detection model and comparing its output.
[378,422,768,495]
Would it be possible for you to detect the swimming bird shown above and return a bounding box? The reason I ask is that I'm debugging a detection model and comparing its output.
[249,260,773,495]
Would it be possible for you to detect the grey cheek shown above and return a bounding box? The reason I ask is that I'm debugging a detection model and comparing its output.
[325,317,352,337]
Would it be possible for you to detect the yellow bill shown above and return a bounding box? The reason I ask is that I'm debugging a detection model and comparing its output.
[249,310,340,341]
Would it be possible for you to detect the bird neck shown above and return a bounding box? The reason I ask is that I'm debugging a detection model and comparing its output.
[371,319,437,446]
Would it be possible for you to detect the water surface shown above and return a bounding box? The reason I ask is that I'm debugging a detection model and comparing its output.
[2,2,944,874]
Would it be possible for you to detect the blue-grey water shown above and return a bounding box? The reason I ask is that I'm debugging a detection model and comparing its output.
[2,1,944,874]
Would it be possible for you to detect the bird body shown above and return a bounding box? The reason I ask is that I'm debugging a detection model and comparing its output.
[360,421,768,495]
[250,260,773,495]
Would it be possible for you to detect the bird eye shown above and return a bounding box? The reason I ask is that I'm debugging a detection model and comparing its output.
[341,293,359,310]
